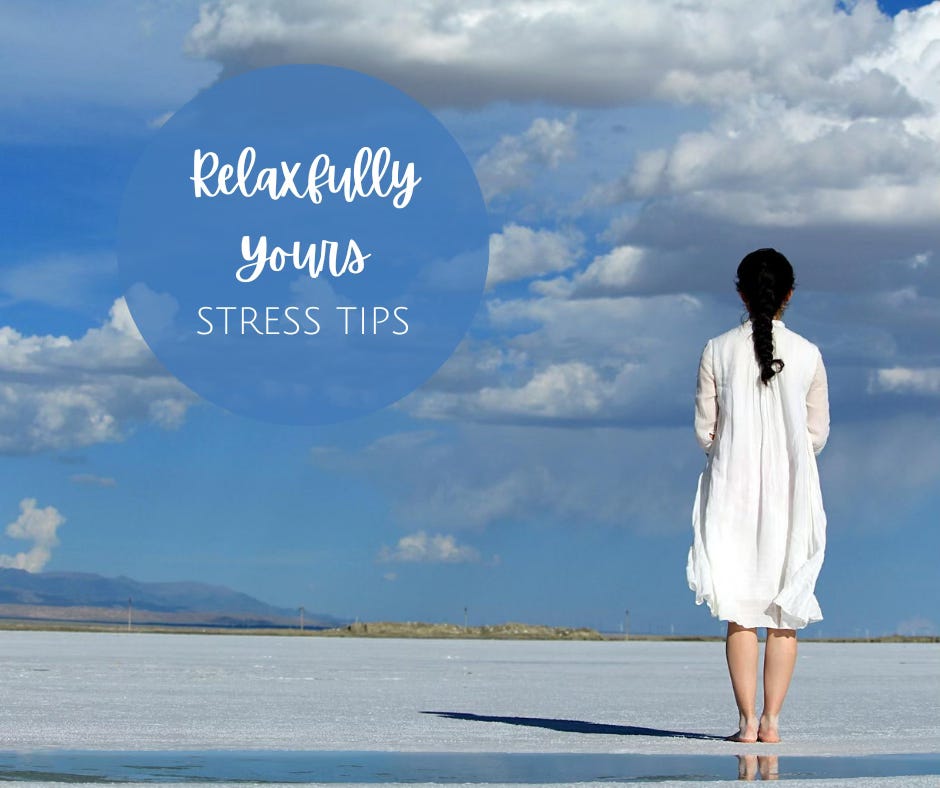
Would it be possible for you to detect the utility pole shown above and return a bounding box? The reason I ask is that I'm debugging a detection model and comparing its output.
[624,609,630,641]
[463,607,468,628]
[127,597,132,632]
[299,606,305,632]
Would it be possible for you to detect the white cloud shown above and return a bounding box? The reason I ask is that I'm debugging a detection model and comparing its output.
[0,498,65,572]
[377,530,481,564]
[416,361,610,422]
[181,0,940,307]
[601,4,940,228]
[531,245,645,298]
[848,2,940,129]
[475,115,577,200]
[182,0,940,554]
[869,366,940,396]
[401,288,711,426]
[614,115,940,227]
[184,0,897,109]
[486,223,583,290]
[0,298,198,454]
[625,116,935,200]
[393,337,531,398]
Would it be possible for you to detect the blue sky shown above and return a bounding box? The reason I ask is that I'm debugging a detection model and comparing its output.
[1,0,938,637]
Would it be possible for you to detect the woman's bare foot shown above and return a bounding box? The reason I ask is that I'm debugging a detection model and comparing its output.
[726,714,759,742]
[757,713,781,743]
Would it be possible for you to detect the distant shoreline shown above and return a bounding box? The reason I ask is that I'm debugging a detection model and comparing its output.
[0,618,936,643]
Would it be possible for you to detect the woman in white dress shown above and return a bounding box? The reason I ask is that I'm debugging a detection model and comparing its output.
[686,248,830,744]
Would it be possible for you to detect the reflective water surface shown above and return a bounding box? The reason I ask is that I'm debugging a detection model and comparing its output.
[0,749,937,783]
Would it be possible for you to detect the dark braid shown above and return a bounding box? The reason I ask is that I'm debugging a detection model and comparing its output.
[735,248,795,385]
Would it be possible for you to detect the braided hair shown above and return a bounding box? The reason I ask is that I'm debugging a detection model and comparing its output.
[735,248,795,385]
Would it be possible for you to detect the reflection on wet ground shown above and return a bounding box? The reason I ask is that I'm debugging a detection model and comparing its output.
[0,749,937,783]
[738,754,779,781]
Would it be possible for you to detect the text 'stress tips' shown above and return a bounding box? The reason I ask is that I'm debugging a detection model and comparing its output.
[117,65,490,425]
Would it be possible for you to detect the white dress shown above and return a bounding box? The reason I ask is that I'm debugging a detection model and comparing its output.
[686,318,830,630]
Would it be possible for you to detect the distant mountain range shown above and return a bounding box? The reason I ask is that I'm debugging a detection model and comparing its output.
[0,567,347,629]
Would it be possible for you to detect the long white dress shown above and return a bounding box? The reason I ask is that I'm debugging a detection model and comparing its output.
[686,318,830,630]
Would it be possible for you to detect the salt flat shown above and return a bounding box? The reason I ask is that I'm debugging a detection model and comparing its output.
[0,631,936,785]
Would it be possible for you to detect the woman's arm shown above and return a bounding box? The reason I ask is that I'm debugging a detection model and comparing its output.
[694,340,718,453]
[807,351,830,455]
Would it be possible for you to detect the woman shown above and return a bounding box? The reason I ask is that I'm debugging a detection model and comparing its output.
[686,247,830,744]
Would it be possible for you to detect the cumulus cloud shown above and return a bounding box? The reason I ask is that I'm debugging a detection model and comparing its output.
[181,0,940,591]
[414,361,611,422]
[612,112,940,228]
[622,116,935,202]
[0,498,65,572]
[400,288,715,427]
[598,3,940,234]
[182,1,940,299]
[377,530,481,563]
[530,245,646,299]
[184,0,898,109]
[486,223,583,291]
[869,366,940,396]
[0,297,198,454]
[475,115,577,200]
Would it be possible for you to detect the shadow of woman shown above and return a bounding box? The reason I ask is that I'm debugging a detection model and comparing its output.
[421,711,726,740]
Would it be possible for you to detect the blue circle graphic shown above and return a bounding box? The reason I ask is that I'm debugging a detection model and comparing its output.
[117,65,489,425]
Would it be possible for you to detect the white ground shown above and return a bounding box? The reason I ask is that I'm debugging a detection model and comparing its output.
[0,631,936,786]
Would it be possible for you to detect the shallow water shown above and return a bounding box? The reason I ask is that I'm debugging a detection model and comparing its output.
[1,749,938,783]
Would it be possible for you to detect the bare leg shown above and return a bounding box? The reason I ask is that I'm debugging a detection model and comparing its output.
[759,628,797,742]
[724,621,759,742]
